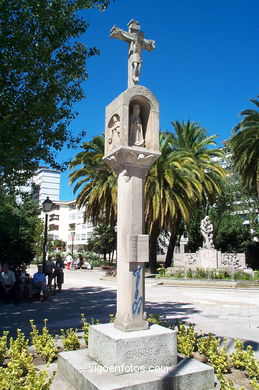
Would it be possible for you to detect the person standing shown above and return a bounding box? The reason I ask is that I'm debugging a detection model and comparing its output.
[54,254,64,292]
[0,264,17,303]
[66,253,72,271]
[45,255,55,287]
[17,264,32,302]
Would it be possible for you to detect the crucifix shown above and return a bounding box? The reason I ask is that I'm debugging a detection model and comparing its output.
[110,19,155,88]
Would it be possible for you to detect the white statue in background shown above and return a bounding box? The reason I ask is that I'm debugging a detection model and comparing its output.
[200,216,214,249]
[129,104,145,147]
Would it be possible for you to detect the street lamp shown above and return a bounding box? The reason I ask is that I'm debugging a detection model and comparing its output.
[42,196,53,273]
[71,231,76,257]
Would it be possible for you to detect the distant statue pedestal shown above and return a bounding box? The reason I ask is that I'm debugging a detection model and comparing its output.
[173,216,247,271]
[198,248,218,269]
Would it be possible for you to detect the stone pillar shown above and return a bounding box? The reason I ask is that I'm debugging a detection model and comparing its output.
[105,147,160,331]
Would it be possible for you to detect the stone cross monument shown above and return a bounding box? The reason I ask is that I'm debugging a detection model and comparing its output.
[110,19,155,88]
[103,21,160,332]
[57,20,215,390]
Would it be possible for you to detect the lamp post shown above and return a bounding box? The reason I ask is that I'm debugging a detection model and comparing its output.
[71,231,75,257]
[42,197,53,274]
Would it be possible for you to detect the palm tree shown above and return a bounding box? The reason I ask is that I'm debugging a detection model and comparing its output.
[163,121,226,267]
[228,97,259,197]
[145,131,203,272]
[69,135,117,226]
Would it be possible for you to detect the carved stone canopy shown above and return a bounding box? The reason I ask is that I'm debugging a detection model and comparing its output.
[104,85,159,158]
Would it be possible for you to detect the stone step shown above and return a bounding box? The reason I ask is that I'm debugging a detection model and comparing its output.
[58,349,215,390]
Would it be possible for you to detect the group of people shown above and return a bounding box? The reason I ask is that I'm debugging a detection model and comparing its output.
[65,253,93,271]
[0,254,65,304]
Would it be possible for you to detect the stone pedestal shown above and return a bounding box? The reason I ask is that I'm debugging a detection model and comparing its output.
[198,249,218,269]
[88,323,177,375]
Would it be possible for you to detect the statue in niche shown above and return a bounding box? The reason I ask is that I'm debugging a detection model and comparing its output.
[108,115,120,149]
[200,216,214,249]
[129,104,145,147]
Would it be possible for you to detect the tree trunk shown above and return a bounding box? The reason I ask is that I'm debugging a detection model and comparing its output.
[149,222,159,273]
[164,217,179,268]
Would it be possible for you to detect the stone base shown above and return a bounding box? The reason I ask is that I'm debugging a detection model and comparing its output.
[88,323,177,374]
[58,349,215,390]
[198,249,218,269]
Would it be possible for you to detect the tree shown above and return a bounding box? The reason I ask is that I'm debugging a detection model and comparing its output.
[86,222,116,263]
[163,121,226,267]
[145,131,202,272]
[69,135,117,226]
[0,0,111,187]
[228,97,259,196]
[0,193,43,268]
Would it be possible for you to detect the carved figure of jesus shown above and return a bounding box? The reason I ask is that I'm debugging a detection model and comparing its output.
[129,104,145,147]
[110,19,155,88]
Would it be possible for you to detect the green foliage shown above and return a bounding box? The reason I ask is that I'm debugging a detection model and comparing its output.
[231,339,259,383]
[0,328,54,390]
[0,193,43,267]
[216,373,246,390]
[157,266,166,277]
[69,136,117,227]
[60,328,80,351]
[233,271,252,280]
[146,313,170,328]
[109,314,115,323]
[0,0,111,187]
[195,268,209,279]
[197,334,231,374]
[86,222,116,262]
[0,332,9,365]
[30,319,57,363]
[177,324,198,358]
[228,96,259,196]
[81,314,100,345]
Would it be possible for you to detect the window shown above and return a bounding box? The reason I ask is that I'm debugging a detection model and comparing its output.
[81,234,86,240]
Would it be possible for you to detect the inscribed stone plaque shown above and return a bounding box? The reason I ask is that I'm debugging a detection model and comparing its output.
[127,234,138,262]
[127,234,149,263]
[137,235,149,262]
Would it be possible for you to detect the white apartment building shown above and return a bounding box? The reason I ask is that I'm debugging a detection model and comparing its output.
[24,167,94,252]
[32,167,60,203]
[47,200,94,252]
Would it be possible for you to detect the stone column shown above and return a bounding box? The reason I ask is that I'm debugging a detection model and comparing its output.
[105,147,160,332]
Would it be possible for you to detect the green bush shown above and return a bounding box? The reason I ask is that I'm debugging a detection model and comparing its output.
[177,324,198,358]
[234,271,252,280]
[30,319,57,363]
[197,334,231,374]
[60,328,80,351]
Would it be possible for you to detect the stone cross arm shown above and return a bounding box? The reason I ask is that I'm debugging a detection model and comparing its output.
[110,25,132,42]
[110,25,155,51]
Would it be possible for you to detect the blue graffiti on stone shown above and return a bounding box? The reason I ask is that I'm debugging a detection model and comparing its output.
[132,265,143,315]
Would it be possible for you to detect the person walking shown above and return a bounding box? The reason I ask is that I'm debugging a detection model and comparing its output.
[54,254,64,292]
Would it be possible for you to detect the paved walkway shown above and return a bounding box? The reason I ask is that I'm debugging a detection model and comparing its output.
[0,266,258,357]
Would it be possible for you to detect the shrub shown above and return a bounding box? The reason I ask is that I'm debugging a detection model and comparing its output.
[60,328,80,351]
[177,324,197,358]
[0,331,9,365]
[197,334,231,374]
[30,319,57,363]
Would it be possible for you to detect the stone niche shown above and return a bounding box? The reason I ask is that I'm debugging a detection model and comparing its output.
[104,85,159,157]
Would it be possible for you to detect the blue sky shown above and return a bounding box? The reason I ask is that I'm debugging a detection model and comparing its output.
[58,0,259,201]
